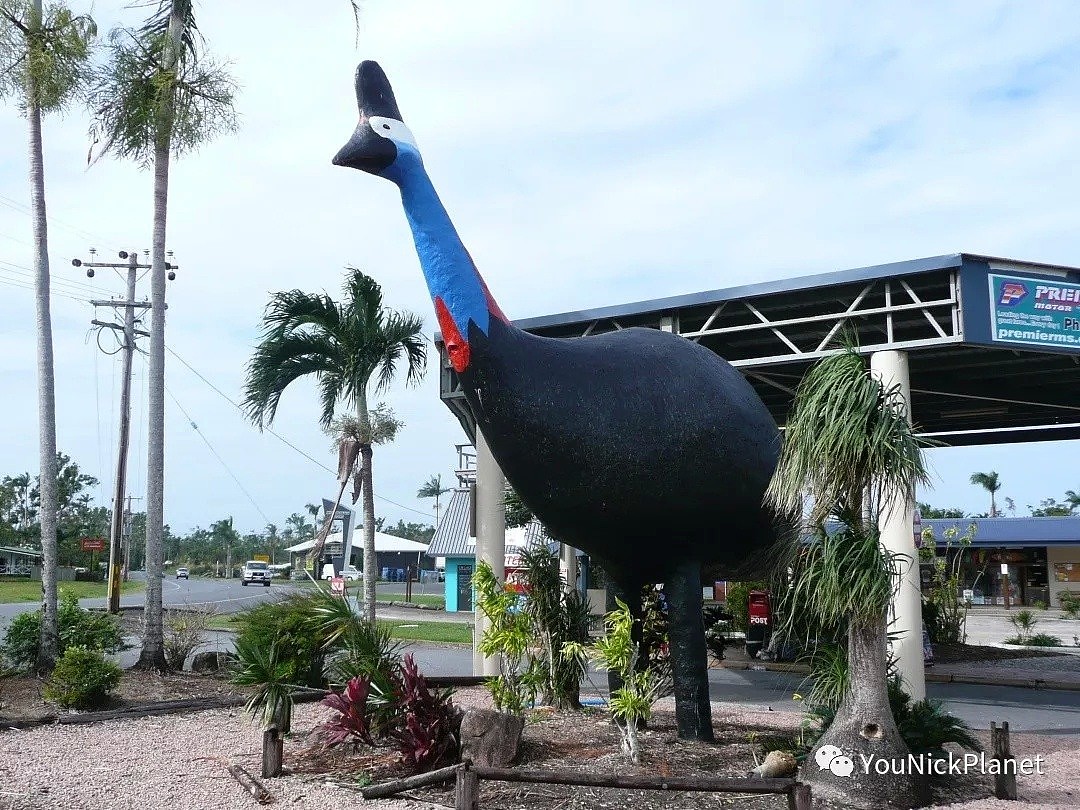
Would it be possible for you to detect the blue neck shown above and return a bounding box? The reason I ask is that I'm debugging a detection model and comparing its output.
[394,157,491,337]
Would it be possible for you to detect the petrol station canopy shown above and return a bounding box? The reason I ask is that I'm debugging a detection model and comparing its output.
[439,253,1080,447]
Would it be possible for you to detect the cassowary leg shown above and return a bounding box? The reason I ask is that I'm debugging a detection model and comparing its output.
[668,559,715,742]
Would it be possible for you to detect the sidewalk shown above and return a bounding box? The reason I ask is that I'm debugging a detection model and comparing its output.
[720,652,1080,691]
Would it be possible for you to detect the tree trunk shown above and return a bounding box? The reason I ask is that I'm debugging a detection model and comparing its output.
[360,442,376,623]
[358,396,377,623]
[804,614,920,809]
[139,2,183,671]
[27,16,59,672]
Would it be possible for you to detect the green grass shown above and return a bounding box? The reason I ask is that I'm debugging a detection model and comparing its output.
[0,579,145,603]
[376,593,445,609]
[206,613,241,631]
[379,620,472,644]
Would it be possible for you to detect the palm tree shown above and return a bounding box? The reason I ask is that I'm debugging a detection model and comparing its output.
[969,471,1001,517]
[1065,490,1080,515]
[766,345,930,808]
[243,269,426,622]
[89,0,235,670]
[417,474,451,525]
[1,0,96,672]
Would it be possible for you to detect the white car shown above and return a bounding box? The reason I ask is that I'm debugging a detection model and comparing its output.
[175,567,189,579]
[322,563,362,582]
[241,560,272,586]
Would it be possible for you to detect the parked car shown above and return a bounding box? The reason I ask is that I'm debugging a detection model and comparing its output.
[241,560,272,586]
[175,567,189,579]
[321,563,362,582]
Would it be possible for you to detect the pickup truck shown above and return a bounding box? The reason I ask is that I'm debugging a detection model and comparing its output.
[241,560,272,586]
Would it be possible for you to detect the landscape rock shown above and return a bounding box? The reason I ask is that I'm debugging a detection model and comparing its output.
[191,651,234,674]
[458,707,524,768]
[750,749,797,777]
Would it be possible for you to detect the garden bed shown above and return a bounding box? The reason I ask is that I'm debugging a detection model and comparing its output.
[0,669,246,725]
[1,685,1077,808]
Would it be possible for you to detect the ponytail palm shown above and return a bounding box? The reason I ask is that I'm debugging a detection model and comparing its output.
[243,268,427,622]
[766,346,930,809]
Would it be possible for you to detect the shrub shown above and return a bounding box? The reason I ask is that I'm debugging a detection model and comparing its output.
[232,592,330,688]
[43,645,121,710]
[724,580,767,633]
[705,621,729,662]
[1060,592,1080,620]
[1005,633,1062,647]
[2,590,125,672]
[164,607,216,671]
[474,561,536,714]
[1008,609,1037,643]
[889,676,980,756]
[319,653,457,773]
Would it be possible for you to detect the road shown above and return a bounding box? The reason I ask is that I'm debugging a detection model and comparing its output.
[4,579,1078,735]
[0,574,449,625]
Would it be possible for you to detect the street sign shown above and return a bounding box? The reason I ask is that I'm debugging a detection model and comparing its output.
[252,554,270,563]
[80,537,106,552]
[330,576,345,596]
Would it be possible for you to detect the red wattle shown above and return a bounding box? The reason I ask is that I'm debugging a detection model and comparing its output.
[435,296,470,372]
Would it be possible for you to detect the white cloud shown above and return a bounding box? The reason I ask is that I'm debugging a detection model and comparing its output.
[1,0,1079,532]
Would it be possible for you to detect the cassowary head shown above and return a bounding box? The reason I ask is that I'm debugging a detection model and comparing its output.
[333,61,420,182]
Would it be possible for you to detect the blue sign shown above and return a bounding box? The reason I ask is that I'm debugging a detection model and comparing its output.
[988,274,1080,351]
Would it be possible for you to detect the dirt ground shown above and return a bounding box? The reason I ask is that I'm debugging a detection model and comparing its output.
[0,669,246,723]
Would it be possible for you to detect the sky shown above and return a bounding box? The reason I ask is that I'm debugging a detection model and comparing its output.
[1,1,1079,537]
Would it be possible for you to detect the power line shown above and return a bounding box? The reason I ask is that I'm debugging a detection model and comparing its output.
[0,192,124,254]
[163,382,273,526]
[165,345,436,519]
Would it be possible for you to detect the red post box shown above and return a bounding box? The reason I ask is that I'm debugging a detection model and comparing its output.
[746,589,771,658]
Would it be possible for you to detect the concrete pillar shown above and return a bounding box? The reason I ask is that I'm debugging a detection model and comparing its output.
[472,428,505,676]
[560,542,578,596]
[870,350,926,700]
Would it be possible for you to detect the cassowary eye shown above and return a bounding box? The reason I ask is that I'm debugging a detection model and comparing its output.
[382,123,390,130]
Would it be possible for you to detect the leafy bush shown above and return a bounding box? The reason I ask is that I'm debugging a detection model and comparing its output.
[231,592,330,689]
[1005,633,1062,647]
[801,642,849,712]
[889,676,980,756]
[474,561,536,714]
[232,588,403,734]
[164,607,216,670]
[1059,592,1080,620]
[724,580,767,633]
[1008,609,1037,643]
[2,590,125,672]
[319,653,457,773]
[43,645,121,710]
[705,621,729,662]
[571,598,664,764]
[518,547,592,710]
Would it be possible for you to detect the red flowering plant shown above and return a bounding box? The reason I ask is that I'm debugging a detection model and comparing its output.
[319,653,457,772]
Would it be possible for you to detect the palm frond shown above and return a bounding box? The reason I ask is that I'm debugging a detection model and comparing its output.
[766,345,931,529]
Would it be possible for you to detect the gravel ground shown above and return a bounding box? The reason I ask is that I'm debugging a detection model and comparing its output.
[0,690,1075,810]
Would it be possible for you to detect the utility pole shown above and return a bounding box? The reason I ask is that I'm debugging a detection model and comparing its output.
[122,495,142,581]
[73,249,175,613]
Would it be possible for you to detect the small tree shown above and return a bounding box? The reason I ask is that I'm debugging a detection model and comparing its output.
[767,344,930,808]
[242,269,426,622]
[474,560,536,714]
[919,523,976,644]
[568,598,664,764]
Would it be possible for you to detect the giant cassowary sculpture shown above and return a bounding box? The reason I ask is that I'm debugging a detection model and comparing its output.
[334,61,789,741]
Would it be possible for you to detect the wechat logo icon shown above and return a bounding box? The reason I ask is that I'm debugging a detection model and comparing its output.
[815,745,855,778]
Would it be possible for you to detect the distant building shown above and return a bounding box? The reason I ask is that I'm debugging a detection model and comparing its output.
[284,529,434,579]
[0,545,39,577]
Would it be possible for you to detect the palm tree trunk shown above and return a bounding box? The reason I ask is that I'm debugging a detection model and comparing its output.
[990,490,997,518]
[358,394,376,623]
[139,1,183,671]
[805,613,919,809]
[27,18,59,671]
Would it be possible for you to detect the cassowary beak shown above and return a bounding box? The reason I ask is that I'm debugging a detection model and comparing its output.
[333,61,402,173]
